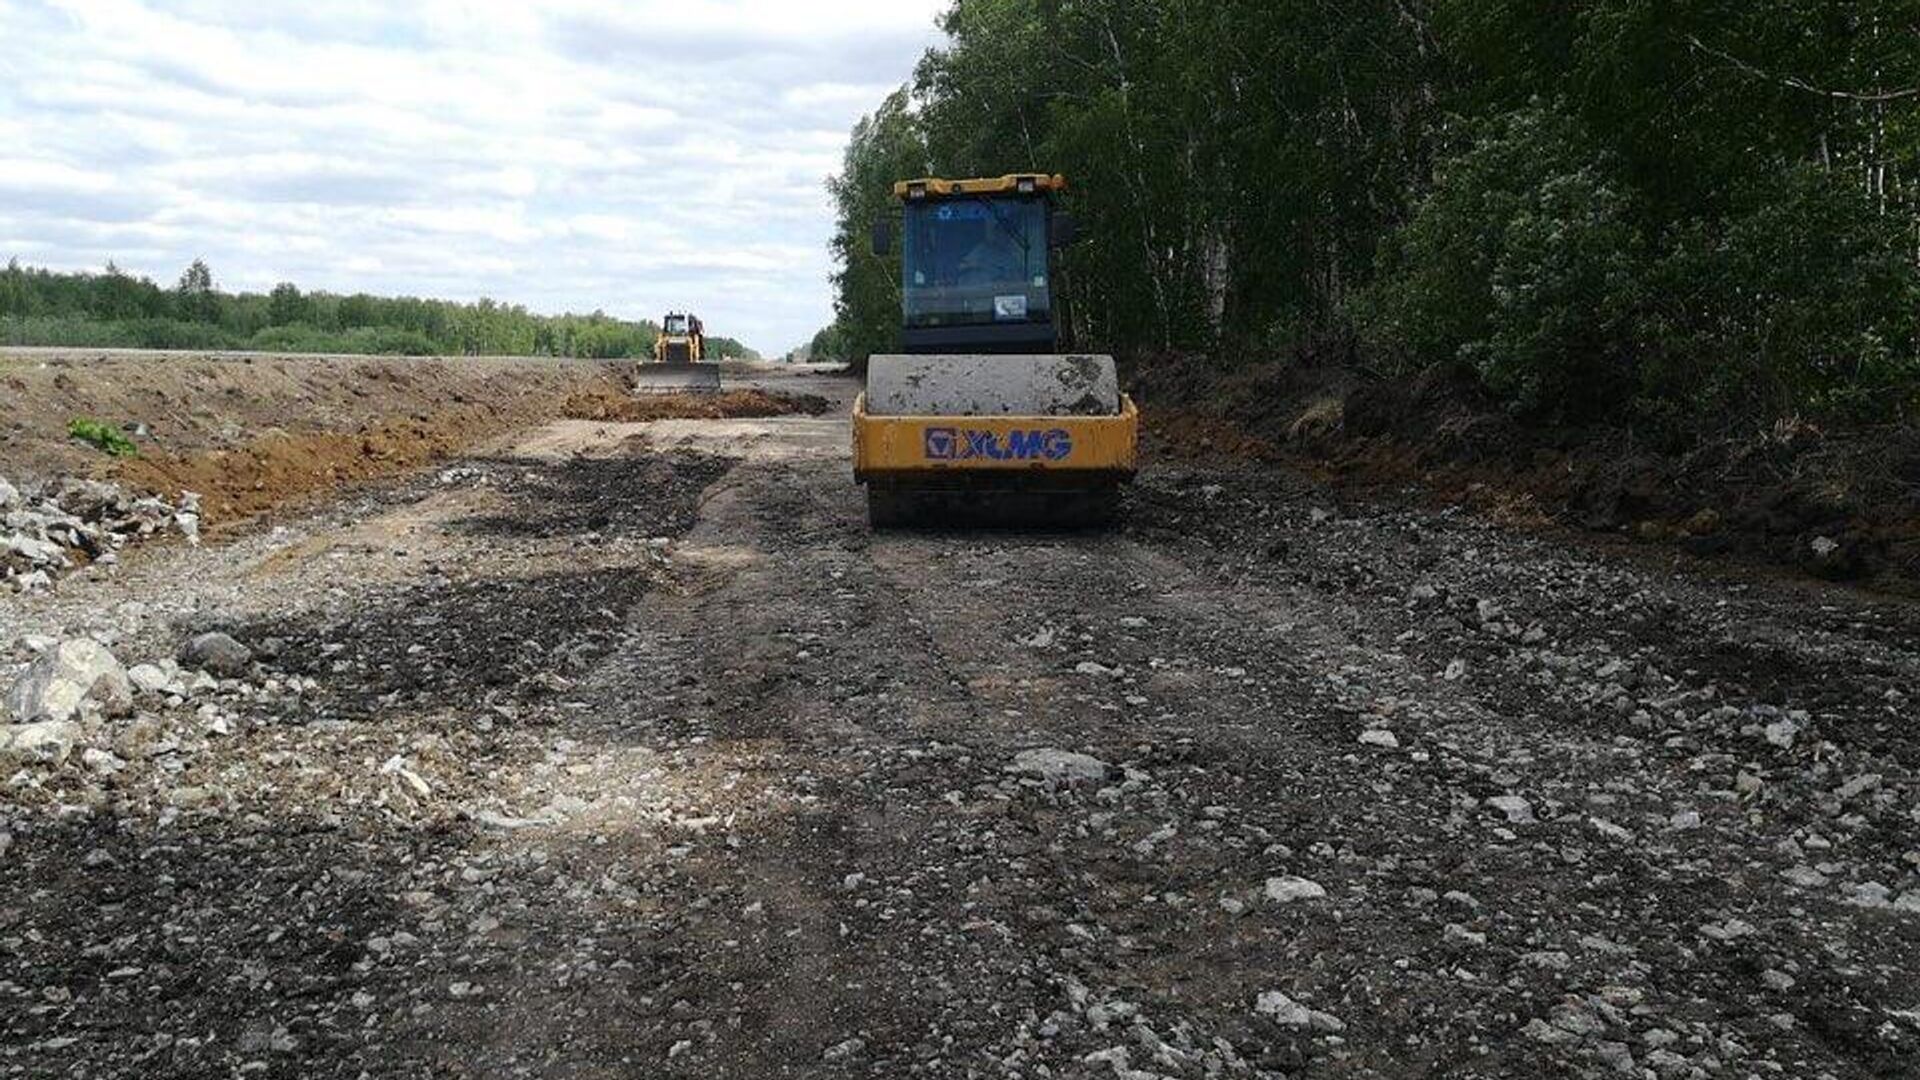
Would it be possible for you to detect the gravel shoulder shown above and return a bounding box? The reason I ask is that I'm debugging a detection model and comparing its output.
[2,368,1916,1078]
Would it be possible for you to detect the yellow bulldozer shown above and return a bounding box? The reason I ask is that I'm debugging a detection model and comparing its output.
[852,174,1137,527]
[636,311,722,393]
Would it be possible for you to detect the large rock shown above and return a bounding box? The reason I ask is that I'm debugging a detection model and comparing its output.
[6,532,68,567]
[127,663,174,696]
[114,716,167,760]
[178,632,253,677]
[1005,748,1111,786]
[127,662,191,698]
[0,478,201,586]
[4,638,132,723]
[1805,534,1863,580]
[1254,990,1345,1032]
[1265,875,1329,904]
[0,720,83,766]
[47,478,128,520]
[1486,794,1535,824]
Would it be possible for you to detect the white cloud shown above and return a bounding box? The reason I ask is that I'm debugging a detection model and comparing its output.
[0,0,950,351]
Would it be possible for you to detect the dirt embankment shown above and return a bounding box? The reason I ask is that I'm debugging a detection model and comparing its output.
[0,351,828,532]
[1131,353,1920,594]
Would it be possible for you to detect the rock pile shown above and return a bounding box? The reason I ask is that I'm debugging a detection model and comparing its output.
[0,636,134,767]
[0,629,274,798]
[2,474,200,590]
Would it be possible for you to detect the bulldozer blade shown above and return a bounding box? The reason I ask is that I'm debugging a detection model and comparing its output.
[633,363,722,395]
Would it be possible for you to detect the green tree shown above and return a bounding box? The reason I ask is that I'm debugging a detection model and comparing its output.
[175,258,219,324]
[0,258,28,317]
[824,0,1919,422]
[336,293,377,329]
[0,260,672,362]
[92,262,150,320]
[1362,104,1649,417]
[826,88,929,366]
[806,324,847,361]
[267,281,311,326]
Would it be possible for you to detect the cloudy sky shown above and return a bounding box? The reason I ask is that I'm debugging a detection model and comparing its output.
[0,0,950,352]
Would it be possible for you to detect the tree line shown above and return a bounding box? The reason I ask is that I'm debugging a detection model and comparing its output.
[0,259,758,361]
[821,0,1919,426]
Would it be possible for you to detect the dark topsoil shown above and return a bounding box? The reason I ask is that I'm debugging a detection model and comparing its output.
[1129,351,1920,596]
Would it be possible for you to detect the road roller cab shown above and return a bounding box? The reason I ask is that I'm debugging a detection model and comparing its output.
[853,174,1138,527]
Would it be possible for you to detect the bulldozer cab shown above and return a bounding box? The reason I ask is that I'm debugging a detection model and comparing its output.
[882,175,1071,355]
[636,310,721,393]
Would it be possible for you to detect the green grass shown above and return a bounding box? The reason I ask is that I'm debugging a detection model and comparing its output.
[67,417,139,457]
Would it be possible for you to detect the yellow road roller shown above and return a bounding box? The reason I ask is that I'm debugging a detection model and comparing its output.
[852,174,1137,527]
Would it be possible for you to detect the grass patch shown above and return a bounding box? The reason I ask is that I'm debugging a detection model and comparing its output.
[68,417,139,457]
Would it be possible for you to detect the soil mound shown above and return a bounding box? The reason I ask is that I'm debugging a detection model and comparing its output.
[1,350,634,531]
[113,408,492,528]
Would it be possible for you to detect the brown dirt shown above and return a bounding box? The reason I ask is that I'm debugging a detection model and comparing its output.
[560,388,832,423]
[1,351,832,532]
[2,349,687,532]
[106,390,831,532]
[1130,353,1920,594]
[112,408,495,528]
[0,349,633,484]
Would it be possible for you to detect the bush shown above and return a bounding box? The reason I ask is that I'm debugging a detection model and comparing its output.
[123,318,244,350]
[247,324,441,356]
[338,326,440,356]
[1361,103,1649,419]
[1651,167,1920,422]
[0,316,246,350]
[67,418,138,457]
[2,316,133,347]
[246,324,335,353]
[1,265,663,360]
[1359,103,1920,428]
[566,321,644,359]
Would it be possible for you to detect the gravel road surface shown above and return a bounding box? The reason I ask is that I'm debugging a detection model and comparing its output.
[3,368,1916,1079]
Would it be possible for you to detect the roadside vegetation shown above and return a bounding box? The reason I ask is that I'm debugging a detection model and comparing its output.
[0,259,759,361]
[65,418,139,458]
[819,1,1919,431]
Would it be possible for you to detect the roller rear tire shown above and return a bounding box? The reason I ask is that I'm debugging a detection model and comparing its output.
[865,484,1121,531]
[867,488,911,528]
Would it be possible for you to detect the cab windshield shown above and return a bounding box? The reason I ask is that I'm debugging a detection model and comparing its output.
[664,315,689,334]
[902,197,1050,329]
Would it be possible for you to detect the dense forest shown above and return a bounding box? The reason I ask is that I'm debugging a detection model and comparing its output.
[820,0,1919,427]
[0,259,759,360]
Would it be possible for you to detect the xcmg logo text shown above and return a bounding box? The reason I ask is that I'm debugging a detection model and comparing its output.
[923,427,1073,462]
